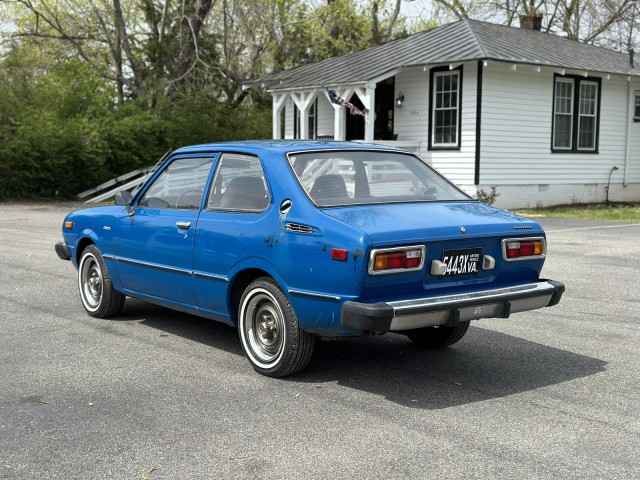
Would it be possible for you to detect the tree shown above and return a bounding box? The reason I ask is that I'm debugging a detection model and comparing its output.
[428,0,640,51]
[0,0,413,199]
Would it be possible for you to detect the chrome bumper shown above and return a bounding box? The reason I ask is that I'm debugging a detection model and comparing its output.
[341,280,565,332]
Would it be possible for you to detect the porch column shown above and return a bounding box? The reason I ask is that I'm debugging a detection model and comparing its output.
[325,87,352,141]
[272,93,287,140]
[334,107,346,140]
[361,87,376,143]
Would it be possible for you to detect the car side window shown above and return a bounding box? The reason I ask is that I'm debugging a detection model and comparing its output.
[207,154,269,212]
[139,157,214,210]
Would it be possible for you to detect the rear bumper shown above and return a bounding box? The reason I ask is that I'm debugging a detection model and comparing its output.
[55,242,71,261]
[341,280,565,332]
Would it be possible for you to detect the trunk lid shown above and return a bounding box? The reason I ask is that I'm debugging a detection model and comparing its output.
[321,201,542,243]
[321,201,545,298]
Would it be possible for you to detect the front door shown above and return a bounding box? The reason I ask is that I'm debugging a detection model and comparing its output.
[113,155,216,306]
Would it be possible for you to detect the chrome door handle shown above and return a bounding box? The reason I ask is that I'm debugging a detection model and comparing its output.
[176,221,191,230]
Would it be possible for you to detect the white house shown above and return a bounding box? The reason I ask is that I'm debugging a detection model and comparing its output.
[246,19,640,209]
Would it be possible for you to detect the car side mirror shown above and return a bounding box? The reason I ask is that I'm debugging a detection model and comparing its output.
[115,191,131,206]
[114,191,135,216]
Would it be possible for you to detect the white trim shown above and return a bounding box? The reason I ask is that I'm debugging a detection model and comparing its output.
[431,70,461,148]
[367,68,401,88]
[576,80,598,150]
[552,77,574,150]
[272,94,287,139]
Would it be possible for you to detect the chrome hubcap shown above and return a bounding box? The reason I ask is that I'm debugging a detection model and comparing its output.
[80,255,102,310]
[243,291,285,364]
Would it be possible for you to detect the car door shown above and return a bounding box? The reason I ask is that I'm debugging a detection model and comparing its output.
[193,153,272,318]
[114,155,217,306]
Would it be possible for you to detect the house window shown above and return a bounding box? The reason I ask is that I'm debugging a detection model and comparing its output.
[552,75,601,152]
[634,91,640,122]
[553,79,573,149]
[294,99,317,139]
[429,67,462,149]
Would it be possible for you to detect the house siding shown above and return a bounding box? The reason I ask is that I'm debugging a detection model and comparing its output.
[628,82,640,184]
[479,63,640,207]
[427,62,478,193]
[284,99,295,139]
[393,63,478,193]
[317,98,334,138]
[275,62,639,208]
[393,67,429,141]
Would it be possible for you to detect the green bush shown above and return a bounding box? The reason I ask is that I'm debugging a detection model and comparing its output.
[0,59,272,201]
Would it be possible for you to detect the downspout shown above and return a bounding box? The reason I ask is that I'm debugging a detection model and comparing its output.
[624,79,632,188]
[474,60,484,186]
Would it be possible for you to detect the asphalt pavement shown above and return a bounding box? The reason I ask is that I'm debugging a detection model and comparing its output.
[0,202,639,479]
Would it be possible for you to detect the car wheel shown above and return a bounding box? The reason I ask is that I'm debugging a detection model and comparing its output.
[405,322,470,348]
[238,277,314,377]
[78,244,125,318]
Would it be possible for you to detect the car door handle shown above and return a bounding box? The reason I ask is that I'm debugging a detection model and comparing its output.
[176,221,192,230]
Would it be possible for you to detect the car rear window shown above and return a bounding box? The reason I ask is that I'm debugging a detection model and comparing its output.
[288,150,469,207]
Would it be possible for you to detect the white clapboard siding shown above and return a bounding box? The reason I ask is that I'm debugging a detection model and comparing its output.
[628,80,640,183]
[480,63,629,186]
[316,97,334,138]
[394,66,429,141]
[394,63,478,188]
[284,99,295,139]
[429,62,478,189]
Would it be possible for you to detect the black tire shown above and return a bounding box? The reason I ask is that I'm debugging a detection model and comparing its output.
[405,322,470,348]
[238,277,314,377]
[78,244,125,318]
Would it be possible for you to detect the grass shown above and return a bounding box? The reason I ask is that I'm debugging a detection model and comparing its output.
[514,203,640,223]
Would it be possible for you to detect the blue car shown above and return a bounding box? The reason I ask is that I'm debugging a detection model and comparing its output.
[55,141,564,377]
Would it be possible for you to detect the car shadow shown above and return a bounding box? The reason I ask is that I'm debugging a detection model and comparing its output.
[114,299,244,356]
[120,300,606,410]
[299,328,607,409]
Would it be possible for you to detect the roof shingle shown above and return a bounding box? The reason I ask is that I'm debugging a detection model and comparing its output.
[253,19,638,91]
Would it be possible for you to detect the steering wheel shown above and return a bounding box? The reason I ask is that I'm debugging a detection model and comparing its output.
[175,189,203,209]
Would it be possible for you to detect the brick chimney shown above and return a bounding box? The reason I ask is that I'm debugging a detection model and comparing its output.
[519,14,543,31]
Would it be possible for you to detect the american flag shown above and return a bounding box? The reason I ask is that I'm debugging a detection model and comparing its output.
[325,87,367,118]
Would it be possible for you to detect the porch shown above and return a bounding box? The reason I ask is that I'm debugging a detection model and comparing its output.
[271,73,416,150]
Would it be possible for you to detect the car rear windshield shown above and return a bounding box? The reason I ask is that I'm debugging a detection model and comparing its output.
[288,150,470,207]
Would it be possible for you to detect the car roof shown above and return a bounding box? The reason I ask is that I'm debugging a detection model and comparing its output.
[171,140,405,156]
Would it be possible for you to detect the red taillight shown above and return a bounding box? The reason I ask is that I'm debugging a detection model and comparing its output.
[371,247,424,273]
[504,238,545,260]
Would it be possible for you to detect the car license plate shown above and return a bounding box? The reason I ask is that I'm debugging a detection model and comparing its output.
[441,248,482,276]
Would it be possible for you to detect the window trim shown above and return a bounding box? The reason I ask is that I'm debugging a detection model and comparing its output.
[135,154,217,211]
[429,66,463,151]
[551,74,601,154]
[205,152,271,213]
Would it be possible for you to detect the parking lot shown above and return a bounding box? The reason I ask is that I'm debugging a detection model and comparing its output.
[1,202,639,479]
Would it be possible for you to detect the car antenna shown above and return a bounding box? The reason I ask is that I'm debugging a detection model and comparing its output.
[148,148,173,175]
[129,148,172,199]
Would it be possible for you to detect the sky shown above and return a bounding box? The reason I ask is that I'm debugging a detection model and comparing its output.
[400,0,435,23]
